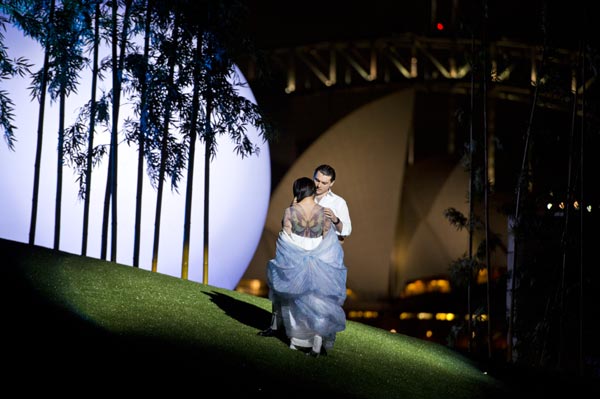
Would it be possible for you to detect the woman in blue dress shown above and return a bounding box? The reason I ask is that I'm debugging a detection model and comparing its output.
[265,177,347,357]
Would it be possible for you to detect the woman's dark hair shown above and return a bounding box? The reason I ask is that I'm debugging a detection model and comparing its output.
[314,164,336,182]
[293,177,316,202]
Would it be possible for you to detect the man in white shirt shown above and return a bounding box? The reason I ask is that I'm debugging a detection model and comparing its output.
[258,164,352,340]
[312,164,352,242]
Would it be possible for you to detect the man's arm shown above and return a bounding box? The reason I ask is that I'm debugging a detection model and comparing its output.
[334,200,351,237]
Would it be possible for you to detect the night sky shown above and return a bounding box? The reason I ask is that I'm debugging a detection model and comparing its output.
[243,1,591,50]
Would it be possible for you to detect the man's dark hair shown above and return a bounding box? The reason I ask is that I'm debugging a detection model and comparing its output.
[314,164,336,182]
[293,177,316,202]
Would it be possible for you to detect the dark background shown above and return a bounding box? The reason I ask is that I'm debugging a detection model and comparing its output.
[238,0,594,191]
[234,0,600,370]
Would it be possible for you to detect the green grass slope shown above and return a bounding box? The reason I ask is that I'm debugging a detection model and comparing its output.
[1,238,511,397]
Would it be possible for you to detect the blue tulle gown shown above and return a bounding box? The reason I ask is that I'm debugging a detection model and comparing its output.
[267,206,347,351]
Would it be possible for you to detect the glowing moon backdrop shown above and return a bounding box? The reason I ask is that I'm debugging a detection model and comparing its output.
[0,23,271,289]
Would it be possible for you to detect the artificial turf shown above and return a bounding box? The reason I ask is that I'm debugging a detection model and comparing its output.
[2,237,590,397]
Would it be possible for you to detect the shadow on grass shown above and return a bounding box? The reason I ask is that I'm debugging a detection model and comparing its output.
[203,290,269,329]
[202,290,289,345]
[2,264,121,375]
[1,265,265,393]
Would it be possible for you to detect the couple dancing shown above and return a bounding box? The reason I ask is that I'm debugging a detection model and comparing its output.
[258,164,352,357]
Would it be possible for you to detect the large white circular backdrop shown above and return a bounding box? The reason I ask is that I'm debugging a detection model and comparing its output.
[0,24,270,289]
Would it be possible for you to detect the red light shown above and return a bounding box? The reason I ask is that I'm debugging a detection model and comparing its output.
[436,22,444,31]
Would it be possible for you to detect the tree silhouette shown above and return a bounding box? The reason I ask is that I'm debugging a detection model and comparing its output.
[127,0,153,268]
[79,0,105,256]
[99,0,133,261]
[149,3,186,273]
[185,0,275,284]
[2,0,56,246]
[48,0,89,250]
[0,14,32,149]
[2,0,274,286]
